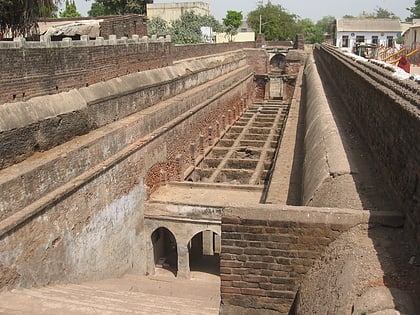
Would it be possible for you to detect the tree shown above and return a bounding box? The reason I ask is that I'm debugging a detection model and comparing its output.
[147,17,168,35]
[170,11,205,44]
[88,2,108,16]
[223,10,243,41]
[247,1,298,41]
[92,0,153,15]
[0,0,60,37]
[295,18,322,44]
[406,0,420,21]
[60,0,82,17]
[316,16,335,36]
[374,7,399,19]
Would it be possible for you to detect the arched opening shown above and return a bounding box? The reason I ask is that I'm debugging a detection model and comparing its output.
[188,230,220,276]
[270,53,287,73]
[151,227,177,276]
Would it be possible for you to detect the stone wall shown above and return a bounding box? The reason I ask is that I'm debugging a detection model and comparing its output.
[0,51,247,170]
[314,45,420,251]
[0,52,255,291]
[99,14,148,39]
[0,36,172,105]
[171,42,255,62]
[302,54,351,206]
[220,206,377,315]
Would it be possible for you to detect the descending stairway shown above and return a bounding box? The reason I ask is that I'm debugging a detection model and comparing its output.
[0,271,220,315]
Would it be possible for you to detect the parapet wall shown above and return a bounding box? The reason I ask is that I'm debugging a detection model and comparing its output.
[0,35,172,105]
[171,42,255,62]
[314,45,420,250]
[301,55,352,206]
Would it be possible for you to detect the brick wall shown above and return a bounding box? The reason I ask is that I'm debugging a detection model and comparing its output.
[0,57,254,291]
[0,37,172,105]
[171,42,255,61]
[314,45,420,252]
[220,206,367,315]
[99,14,148,39]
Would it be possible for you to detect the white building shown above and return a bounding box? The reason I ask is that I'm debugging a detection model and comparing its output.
[336,18,402,53]
[146,2,210,23]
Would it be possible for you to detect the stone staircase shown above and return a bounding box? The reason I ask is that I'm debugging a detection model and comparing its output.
[0,271,220,314]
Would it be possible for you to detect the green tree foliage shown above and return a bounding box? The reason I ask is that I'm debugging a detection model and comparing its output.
[147,17,168,35]
[247,1,298,41]
[148,11,222,44]
[374,7,399,19]
[92,0,153,15]
[406,0,420,21]
[223,10,243,40]
[60,0,82,17]
[0,0,59,37]
[170,11,206,44]
[88,2,108,16]
[295,18,322,44]
[315,15,335,36]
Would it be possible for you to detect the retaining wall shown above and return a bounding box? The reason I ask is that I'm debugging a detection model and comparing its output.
[0,35,172,105]
[0,52,254,290]
[219,205,400,315]
[314,45,420,251]
[301,55,352,206]
[0,50,247,170]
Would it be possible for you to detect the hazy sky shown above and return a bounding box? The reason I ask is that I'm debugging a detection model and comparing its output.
[73,0,414,22]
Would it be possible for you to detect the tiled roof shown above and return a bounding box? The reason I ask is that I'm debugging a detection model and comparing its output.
[336,18,402,32]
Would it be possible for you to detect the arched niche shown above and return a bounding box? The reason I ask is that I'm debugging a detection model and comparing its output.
[188,229,221,276]
[151,227,178,276]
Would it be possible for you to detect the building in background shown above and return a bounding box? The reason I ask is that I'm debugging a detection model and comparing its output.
[146,2,210,22]
[335,18,402,53]
[214,21,255,43]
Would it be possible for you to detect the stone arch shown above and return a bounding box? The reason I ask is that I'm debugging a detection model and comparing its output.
[151,227,178,276]
[188,229,221,276]
[270,53,287,73]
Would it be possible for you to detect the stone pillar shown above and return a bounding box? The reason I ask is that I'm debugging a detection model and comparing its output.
[189,142,196,165]
[199,135,205,155]
[208,126,213,146]
[175,155,182,181]
[202,230,214,255]
[216,121,220,138]
[176,242,190,279]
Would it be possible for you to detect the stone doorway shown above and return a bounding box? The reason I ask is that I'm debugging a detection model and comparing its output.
[151,227,178,276]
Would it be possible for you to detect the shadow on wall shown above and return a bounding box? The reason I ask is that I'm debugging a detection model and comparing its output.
[291,48,420,314]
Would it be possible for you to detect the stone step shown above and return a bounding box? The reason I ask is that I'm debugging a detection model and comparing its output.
[0,274,220,315]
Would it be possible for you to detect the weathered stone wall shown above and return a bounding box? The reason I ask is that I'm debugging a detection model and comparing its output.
[302,54,351,206]
[314,45,420,251]
[220,206,377,315]
[99,14,148,39]
[171,42,255,62]
[0,51,255,291]
[0,36,172,105]
[0,51,247,170]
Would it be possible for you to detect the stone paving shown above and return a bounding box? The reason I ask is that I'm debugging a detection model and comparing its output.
[0,269,220,315]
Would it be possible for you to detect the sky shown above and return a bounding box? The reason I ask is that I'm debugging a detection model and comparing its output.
[72,0,414,22]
